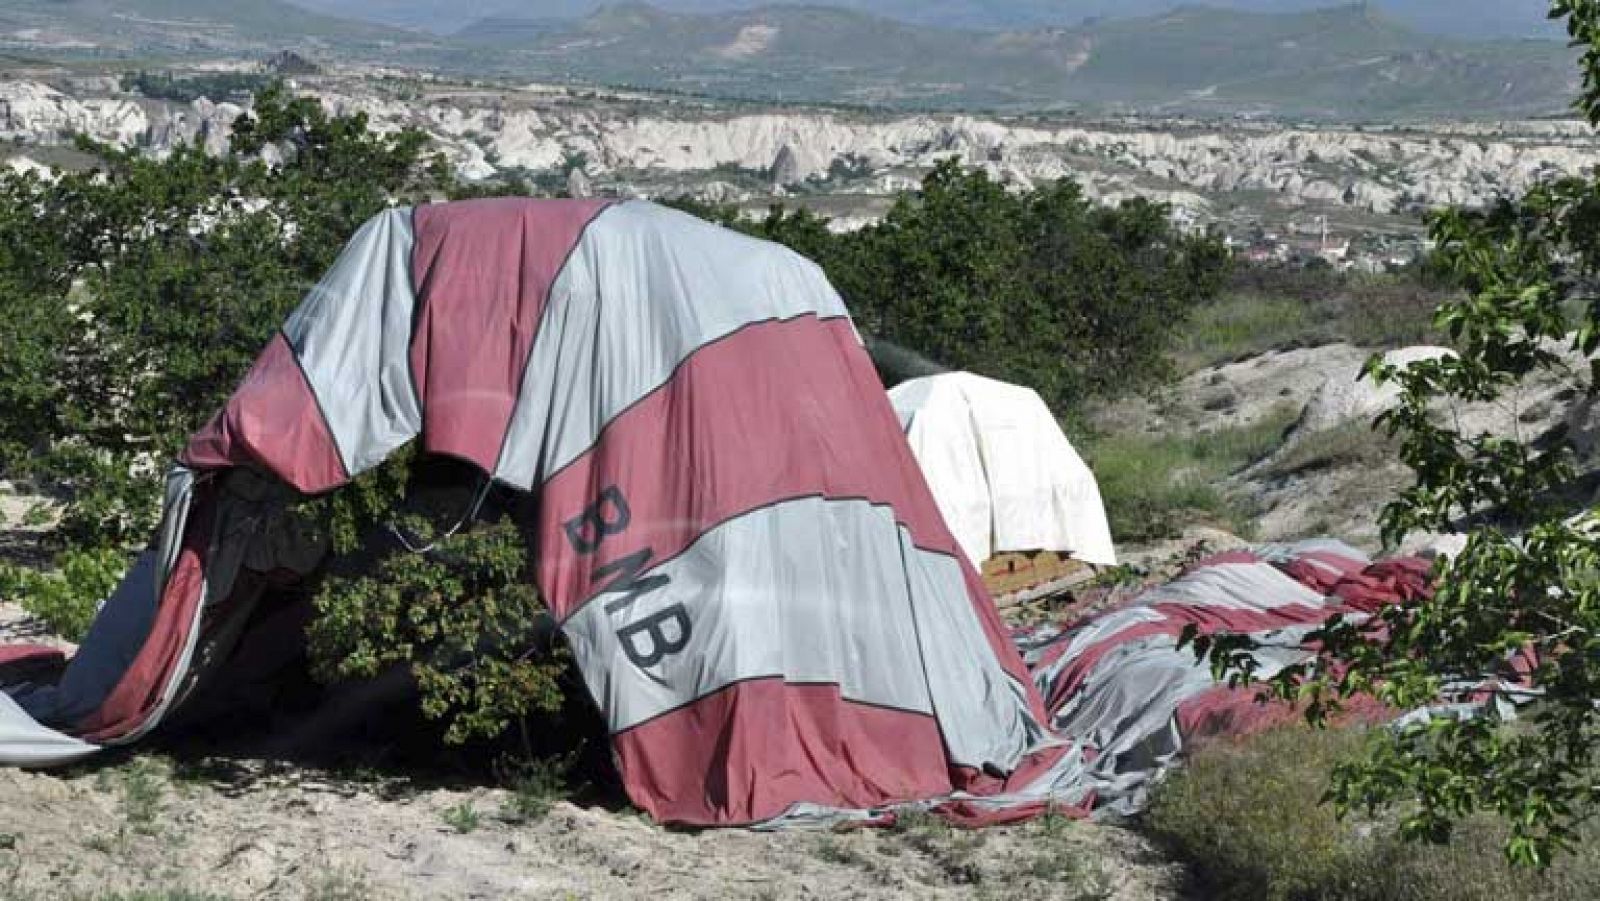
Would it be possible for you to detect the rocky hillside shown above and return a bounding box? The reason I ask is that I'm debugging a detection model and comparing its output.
[1092,337,1600,555]
[3,69,1598,237]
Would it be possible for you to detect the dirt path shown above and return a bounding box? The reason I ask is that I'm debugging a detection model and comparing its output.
[0,758,1182,900]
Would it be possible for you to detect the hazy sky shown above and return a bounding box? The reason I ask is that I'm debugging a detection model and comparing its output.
[286,0,1562,39]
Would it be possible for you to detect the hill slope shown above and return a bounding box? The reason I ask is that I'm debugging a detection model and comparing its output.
[295,0,1562,41]
[0,0,1579,119]
[0,0,434,56]
[454,2,1577,117]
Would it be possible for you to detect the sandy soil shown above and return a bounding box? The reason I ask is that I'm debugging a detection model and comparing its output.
[0,758,1182,900]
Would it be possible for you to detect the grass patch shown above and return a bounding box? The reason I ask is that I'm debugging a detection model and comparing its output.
[1179,267,1448,371]
[1146,725,1600,901]
[496,751,578,824]
[1078,406,1298,543]
[1179,293,1322,368]
[96,756,168,836]
[442,801,481,834]
[1257,419,1400,482]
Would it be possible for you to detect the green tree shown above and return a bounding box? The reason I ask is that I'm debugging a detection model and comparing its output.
[0,82,562,744]
[666,162,1229,409]
[0,82,449,546]
[1190,0,1600,868]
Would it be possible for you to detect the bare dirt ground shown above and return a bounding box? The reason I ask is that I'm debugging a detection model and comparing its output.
[1,561,1185,901]
[0,756,1182,900]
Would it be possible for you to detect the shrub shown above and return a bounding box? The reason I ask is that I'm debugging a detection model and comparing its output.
[0,546,128,641]
[667,163,1231,409]
[442,801,481,834]
[294,447,575,752]
[1147,725,1600,901]
[497,749,579,823]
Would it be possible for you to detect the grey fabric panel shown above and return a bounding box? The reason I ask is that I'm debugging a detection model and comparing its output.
[1026,562,1318,700]
[1134,560,1324,613]
[495,201,852,489]
[154,466,195,597]
[1025,606,1164,704]
[0,691,96,766]
[1049,635,1220,762]
[900,531,1056,772]
[564,495,1047,773]
[282,207,421,477]
[562,497,936,735]
[1258,538,1370,565]
[1046,630,1316,815]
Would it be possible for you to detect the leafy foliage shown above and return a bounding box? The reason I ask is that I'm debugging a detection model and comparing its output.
[305,511,568,746]
[1186,0,1600,868]
[1,81,1218,753]
[0,82,449,548]
[120,70,274,104]
[841,162,1229,407]
[671,161,1231,408]
[0,547,127,642]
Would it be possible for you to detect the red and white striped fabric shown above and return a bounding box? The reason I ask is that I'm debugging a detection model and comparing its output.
[0,200,1457,827]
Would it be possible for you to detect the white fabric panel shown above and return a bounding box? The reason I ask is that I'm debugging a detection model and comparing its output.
[496,201,852,488]
[562,496,1048,772]
[282,207,421,478]
[154,466,195,599]
[889,372,1117,568]
[0,691,96,766]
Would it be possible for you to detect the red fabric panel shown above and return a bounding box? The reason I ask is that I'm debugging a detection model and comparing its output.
[0,646,62,667]
[0,646,67,688]
[535,315,959,620]
[76,491,215,742]
[1035,598,1342,715]
[612,679,952,825]
[1326,557,1434,613]
[181,334,346,494]
[1174,684,1302,742]
[409,198,611,472]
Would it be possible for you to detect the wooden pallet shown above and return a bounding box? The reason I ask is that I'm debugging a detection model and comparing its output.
[981,551,1096,605]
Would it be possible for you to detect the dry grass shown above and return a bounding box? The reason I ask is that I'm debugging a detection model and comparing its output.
[1146,725,1600,901]
[1078,405,1299,542]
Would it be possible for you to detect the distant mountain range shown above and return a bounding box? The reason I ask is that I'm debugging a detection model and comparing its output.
[0,0,1580,119]
[289,0,1563,41]
[451,2,1578,117]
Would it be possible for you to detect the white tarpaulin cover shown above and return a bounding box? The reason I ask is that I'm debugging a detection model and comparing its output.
[889,372,1117,569]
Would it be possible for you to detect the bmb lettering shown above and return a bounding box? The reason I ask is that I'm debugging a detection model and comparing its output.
[564,485,690,669]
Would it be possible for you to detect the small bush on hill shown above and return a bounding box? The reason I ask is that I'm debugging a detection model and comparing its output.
[1148,725,1600,901]
[299,449,569,747]
[120,70,275,104]
[0,83,1221,756]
